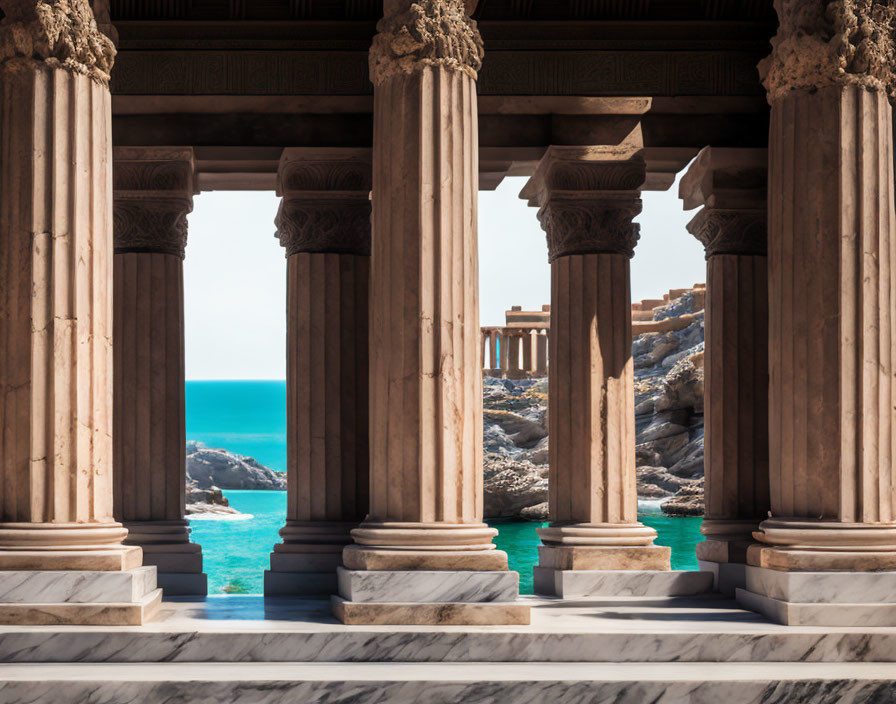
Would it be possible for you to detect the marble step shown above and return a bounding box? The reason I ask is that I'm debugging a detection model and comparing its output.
[2,596,896,663]
[0,661,892,703]
[533,569,713,598]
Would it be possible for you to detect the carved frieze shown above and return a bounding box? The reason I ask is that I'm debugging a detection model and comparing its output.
[275,198,372,256]
[760,0,896,102]
[0,0,115,84]
[113,195,192,258]
[369,0,485,85]
[687,208,767,259]
[538,198,642,261]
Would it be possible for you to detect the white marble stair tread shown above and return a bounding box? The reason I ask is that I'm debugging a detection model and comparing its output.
[0,567,157,604]
[534,569,713,598]
[337,567,519,603]
[0,661,893,704]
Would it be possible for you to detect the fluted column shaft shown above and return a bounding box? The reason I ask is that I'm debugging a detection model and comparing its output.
[0,6,138,570]
[343,0,502,571]
[522,145,670,573]
[679,147,770,566]
[110,147,201,591]
[753,0,896,570]
[266,149,371,593]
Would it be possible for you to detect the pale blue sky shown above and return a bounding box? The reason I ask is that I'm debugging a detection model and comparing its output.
[184,174,705,380]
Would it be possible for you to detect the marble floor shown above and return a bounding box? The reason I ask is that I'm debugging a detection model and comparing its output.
[0,596,894,702]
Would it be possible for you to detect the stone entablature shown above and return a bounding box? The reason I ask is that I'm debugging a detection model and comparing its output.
[0,0,116,84]
[521,145,646,261]
[275,148,372,257]
[112,146,196,259]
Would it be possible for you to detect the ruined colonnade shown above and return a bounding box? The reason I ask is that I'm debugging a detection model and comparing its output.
[0,0,895,627]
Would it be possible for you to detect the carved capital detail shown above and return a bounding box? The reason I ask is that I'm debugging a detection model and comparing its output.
[369,0,484,85]
[759,0,896,102]
[0,0,115,84]
[687,208,768,259]
[538,198,642,261]
[275,198,372,257]
[113,195,192,259]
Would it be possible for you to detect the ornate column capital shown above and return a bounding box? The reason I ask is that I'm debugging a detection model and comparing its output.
[369,0,484,86]
[680,146,768,259]
[275,148,372,257]
[0,0,115,84]
[759,0,896,103]
[521,145,646,262]
[113,147,196,259]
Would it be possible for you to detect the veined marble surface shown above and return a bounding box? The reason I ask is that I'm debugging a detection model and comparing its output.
[745,566,896,604]
[337,568,519,603]
[533,569,713,598]
[2,596,896,664]
[0,661,894,704]
[0,567,156,604]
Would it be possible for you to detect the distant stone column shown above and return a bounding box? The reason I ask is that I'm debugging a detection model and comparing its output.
[679,147,769,594]
[737,0,896,626]
[335,0,527,626]
[265,149,371,596]
[523,145,674,598]
[112,147,205,596]
[0,0,159,625]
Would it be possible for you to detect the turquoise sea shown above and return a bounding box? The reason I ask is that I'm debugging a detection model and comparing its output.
[186,381,704,595]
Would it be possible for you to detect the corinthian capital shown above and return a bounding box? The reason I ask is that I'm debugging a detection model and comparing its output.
[113,147,196,259]
[521,145,647,262]
[0,0,115,84]
[276,148,372,256]
[369,0,484,86]
[759,0,896,102]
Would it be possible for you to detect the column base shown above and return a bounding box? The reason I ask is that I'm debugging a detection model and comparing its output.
[0,546,142,571]
[695,537,755,595]
[736,565,896,626]
[536,544,671,571]
[747,544,896,571]
[125,522,207,596]
[697,560,748,596]
[264,522,354,595]
[343,545,509,571]
[332,567,528,625]
[533,567,712,598]
[0,566,161,625]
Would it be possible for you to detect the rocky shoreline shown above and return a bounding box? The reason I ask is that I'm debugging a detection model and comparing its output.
[483,287,706,519]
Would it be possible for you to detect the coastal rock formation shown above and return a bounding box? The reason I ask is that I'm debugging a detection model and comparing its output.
[482,288,706,519]
[186,442,288,491]
[185,478,242,516]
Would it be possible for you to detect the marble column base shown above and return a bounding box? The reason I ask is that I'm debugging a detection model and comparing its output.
[134,541,206,596]
[0,566,161,625]
[158,572,208,597]
[536,544,671,571]
[747,544,896,572]
[263,544,345,595]
[698,560,747,596]
[0,546,142,572]
[343,545,509,571]
[533,568,712,598]
[736,565,896,626]
[333,567,528,625]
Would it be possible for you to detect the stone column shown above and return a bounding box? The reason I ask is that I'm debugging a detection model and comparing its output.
[265,148,371,596]
[112,147,205,596]
[679,147,769,595]
[523,144,708,599]
[737,0,896,626]
[335,0,528,626]
[0,0,159,625]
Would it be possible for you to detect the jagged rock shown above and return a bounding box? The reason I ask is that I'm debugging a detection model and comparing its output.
[661,481,705,516]
[186,442,287,491]
[520,502,549,521]
[484,456,548,518]
[185,477,242,516]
